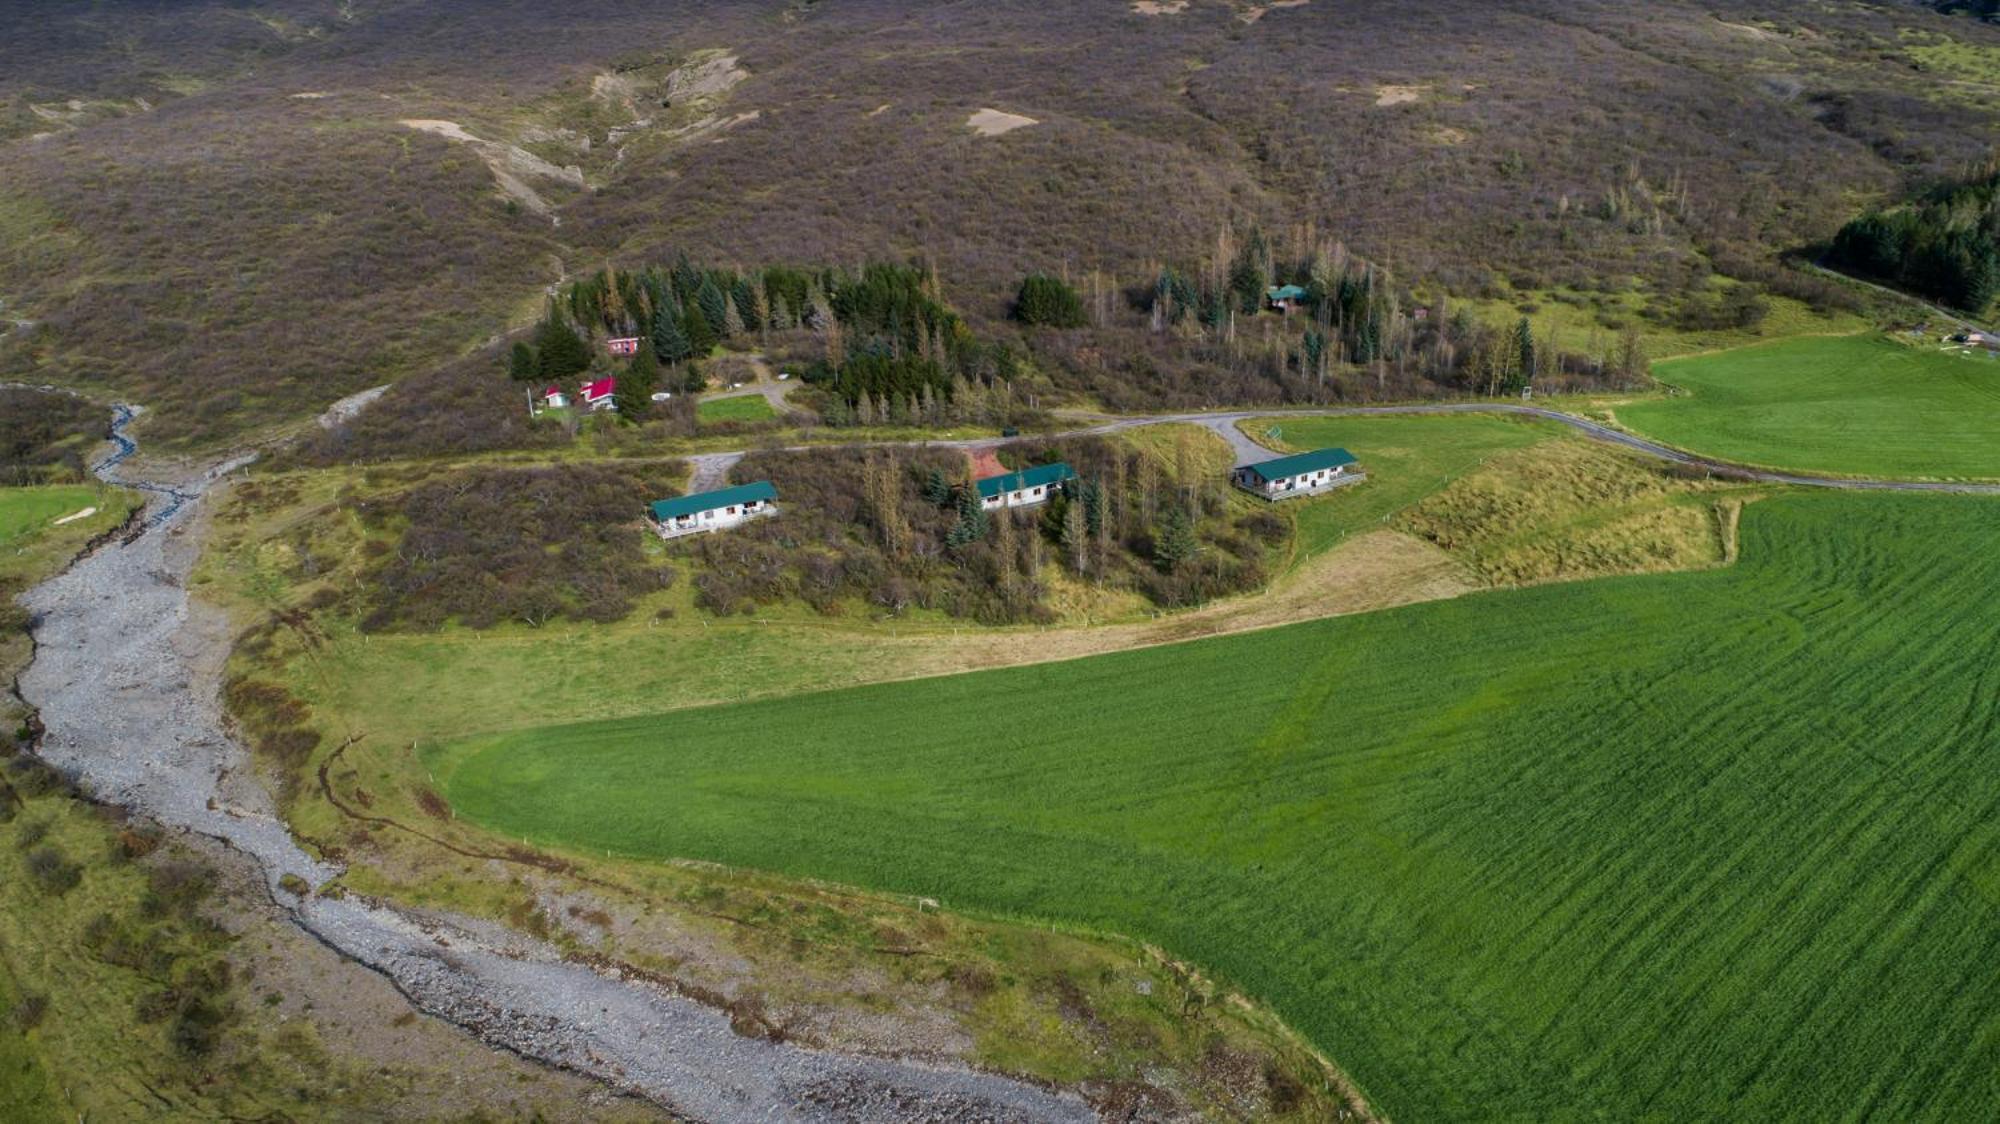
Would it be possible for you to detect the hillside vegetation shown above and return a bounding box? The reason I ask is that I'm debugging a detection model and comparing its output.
[439,491,2000,1121]
[7,0,2000,445]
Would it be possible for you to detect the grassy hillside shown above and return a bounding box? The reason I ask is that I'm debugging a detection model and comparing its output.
[1622,332,2000,478]
[7,0,2000,444]
[438,491,2000,1121]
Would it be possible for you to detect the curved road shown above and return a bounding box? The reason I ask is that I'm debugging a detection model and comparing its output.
[695,402,2000,496]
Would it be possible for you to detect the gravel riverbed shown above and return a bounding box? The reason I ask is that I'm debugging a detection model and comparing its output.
[15,396,1097,1124]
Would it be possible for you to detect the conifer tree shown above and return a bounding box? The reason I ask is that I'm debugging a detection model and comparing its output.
[697,277,729,335]
[615,340,660,420]
[923,468,952,506]
[683,303,718,356]
[723,293,747,338]
[651,303,692,366]
[534,312,591,379]
[1154,505,1198,573]
[508,341,540,382]
[732,278,762,332]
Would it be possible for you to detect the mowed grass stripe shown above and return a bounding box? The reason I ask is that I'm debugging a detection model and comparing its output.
[440,493,2000,1120]
[1622,332,2000,479]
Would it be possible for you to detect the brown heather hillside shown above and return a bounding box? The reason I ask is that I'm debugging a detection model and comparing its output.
[4,0,2000,447]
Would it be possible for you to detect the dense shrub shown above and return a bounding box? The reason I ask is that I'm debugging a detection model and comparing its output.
[25,845,82,894]
[357,462,683,630]
[0,389,103,484]
[1013,274,1088,328]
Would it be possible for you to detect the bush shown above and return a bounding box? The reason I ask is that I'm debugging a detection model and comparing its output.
[1012,274,1087,328]
[9,993,47,1032]
[25,846,82,895]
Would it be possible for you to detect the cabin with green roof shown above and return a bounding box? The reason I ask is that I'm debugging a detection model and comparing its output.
[1232,448,1362,500]
[977,461,1075,511]
[648,481,778,538]
[1266,284,1309,313]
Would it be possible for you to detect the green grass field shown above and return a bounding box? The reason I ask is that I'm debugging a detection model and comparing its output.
[1621,333,2000,479]
[695,394,779,424]
[439,491,2000,1120]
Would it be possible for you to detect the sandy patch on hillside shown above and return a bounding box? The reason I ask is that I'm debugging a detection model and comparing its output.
[666,53,749,103]
[1717,19,1782,41]
[1427,125,1469,145]
[1133,0,1189,13]
[1240,0,1309,23]
[1374,84,1427,106]
[400,119,585,217]
[968,107,1038,136]
[290,90,334,99]
[867,103,892,117]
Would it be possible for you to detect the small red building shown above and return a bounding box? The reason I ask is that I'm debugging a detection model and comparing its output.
[606,337,640,357]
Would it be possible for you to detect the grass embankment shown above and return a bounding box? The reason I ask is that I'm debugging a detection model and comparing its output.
[694,394,779,424]
[1245,414,1552,565]
[439,491,2000,1121]
[0,484,129,557]
[1621,332,2000,479]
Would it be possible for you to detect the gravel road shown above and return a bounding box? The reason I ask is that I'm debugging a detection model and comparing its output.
[680,400,2000,497]
[16,393,1098,1124]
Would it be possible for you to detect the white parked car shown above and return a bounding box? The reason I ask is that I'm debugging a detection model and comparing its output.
[650,391,673,402]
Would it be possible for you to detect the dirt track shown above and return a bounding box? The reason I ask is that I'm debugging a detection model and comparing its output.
[16,394,1098,1124]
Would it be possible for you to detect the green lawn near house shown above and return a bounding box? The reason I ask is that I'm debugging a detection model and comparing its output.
[1620,333,2000,479]
[696,394,779,424]
[1243,413,1555,564]
[438,490,2000,1122]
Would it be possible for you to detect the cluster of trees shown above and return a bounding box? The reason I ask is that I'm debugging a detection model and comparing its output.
[356,463,683,631]
[680,436,1280,624]
[1828,164,2000,313]
[506,257,1037,429]
[1125,226,1649,398]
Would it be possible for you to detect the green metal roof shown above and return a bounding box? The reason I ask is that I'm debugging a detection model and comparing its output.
[976,461,1075,499]
[650,481,777,522]
[1240,448,1356,483]
[1266,284,1308,301]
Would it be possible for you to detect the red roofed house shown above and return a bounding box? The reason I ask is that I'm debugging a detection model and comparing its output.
[541,385,569,410]
[607,337,640,357]
[580,376,618,412]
